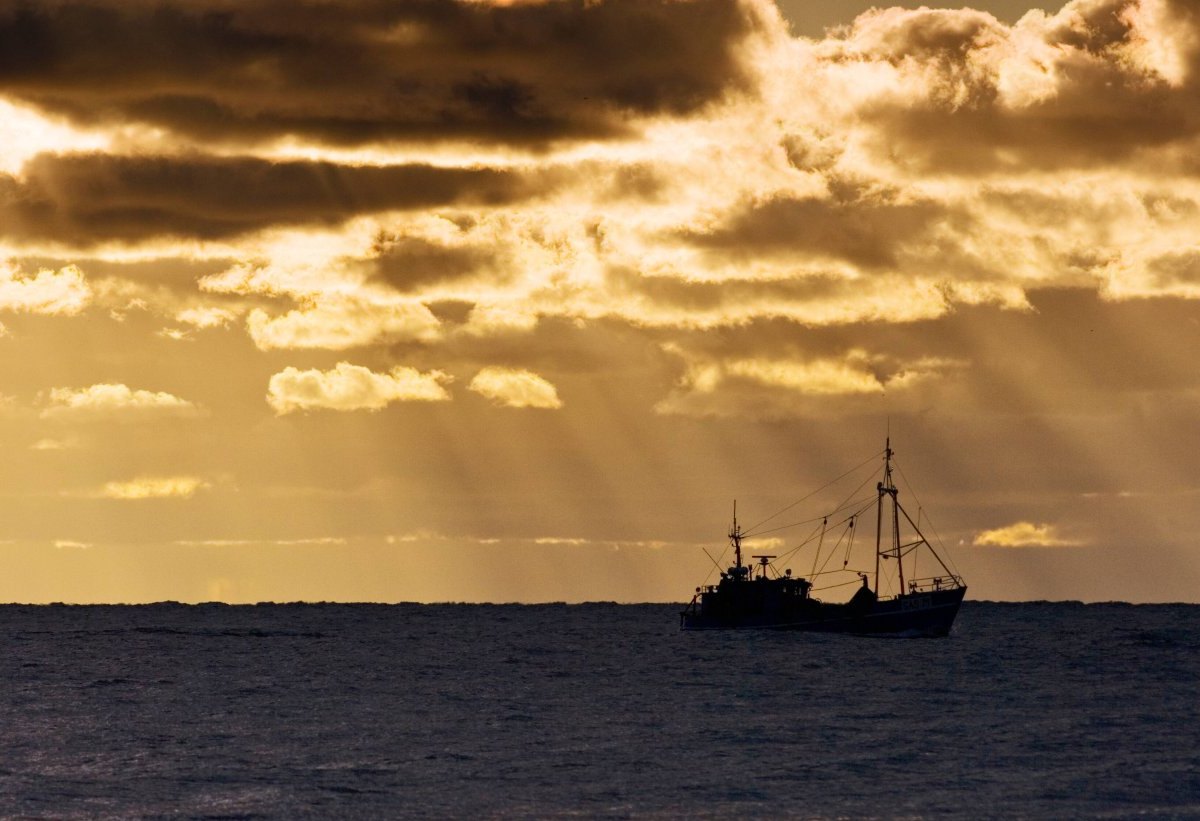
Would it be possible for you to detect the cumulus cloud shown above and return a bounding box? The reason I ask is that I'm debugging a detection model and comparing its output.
[267,361,453,414]
[973,521,1084,547]
[246,296,442,350]
[0,262,91,314]
[174,305,237,329]
[467,366,563,408]
[40,384,203,420]
[816,0,1200,173]
[99,476,211,500]
[0,0,764,149]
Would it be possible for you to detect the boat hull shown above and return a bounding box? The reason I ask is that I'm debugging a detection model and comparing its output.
[680,586,966,637]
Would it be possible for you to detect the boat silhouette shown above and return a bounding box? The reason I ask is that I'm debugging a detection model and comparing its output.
[680,439,966,635]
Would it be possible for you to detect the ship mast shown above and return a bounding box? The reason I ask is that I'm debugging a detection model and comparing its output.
[729,500,743,573]
[874,438,900,597]
[873,437,961,597]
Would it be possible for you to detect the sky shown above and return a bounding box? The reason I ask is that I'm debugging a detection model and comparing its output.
[2,0,1200,604]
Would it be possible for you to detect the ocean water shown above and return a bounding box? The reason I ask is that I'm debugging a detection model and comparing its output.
[1,602,1198,819]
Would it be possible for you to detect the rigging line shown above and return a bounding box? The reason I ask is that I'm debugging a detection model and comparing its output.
[769,520,826,571]
[752,492,877,579]
[747,464,881,538]
[744,452,881,537]
[813,528,844,580]
[918,510,962,578]
[814,518,856,579]
[697,545,728,588]
[780,520,826,559]
[701,547,724,575]
[913,507,920,585]
[772,502,856,569]
[806,521,844,581]
[741,449,883,536]
[894,459,963,578]
[837,497,880,530]
[809,518,826,580]
[798,496,875,562]
[809,567,871,579]
[747,490,876,537]
[835,499,878,574]
[743,503,874,566]
[813,577,870,592]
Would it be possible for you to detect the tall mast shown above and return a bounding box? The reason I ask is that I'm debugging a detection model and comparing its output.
[890,441,905,594]
[874,441,885,596]
[730,500,743,572]
[875,437,905,597]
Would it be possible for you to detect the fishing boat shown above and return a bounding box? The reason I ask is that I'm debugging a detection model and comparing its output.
[680,439,966,635]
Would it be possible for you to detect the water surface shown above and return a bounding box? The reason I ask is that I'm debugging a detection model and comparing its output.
[1,601,1197,818]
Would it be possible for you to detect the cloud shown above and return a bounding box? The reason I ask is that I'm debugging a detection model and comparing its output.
[0,262,91,314]
[467,366,563,408]
[654,346,961,418]
[0,153,544,244]
[99,476,211,500]
[173,537,348,547]
[30,437,80,451]
[40,384,203,420]
[816,0,1200,173]
[365,235,501,293]
[680,190,950,269]
[267,361,453,414]
[53,540,92,549]
[246,296,442,350]
[174,305,237,329]
[0,99,110,174]
[723,355,886,395]
[0,0,764,149]
[973,521,1084,547]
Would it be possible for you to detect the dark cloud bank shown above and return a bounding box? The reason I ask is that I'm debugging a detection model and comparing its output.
[0,153,547,242]
[0,0,763,148]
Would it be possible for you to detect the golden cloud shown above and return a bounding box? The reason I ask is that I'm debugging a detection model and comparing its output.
[174,306,237,329]
[467,366,563,409]
[30,437,80,451]
[267,362,453,414]
[973,521,1084,548]
[173,538,348,547]
[654,346,963,418]
[99,476,211,500]
[53,539,93,549]
[246,297,442,351]
[0,100,109,175]
[0,263,91,315]
[40,384,203,420]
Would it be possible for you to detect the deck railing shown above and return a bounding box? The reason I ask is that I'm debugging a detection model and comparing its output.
[906,575,964,594]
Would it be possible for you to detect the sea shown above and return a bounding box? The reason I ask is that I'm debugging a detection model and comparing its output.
[1,601,1198,819]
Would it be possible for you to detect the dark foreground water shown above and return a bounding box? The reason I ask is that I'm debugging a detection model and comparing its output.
[1,602,1198,819]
